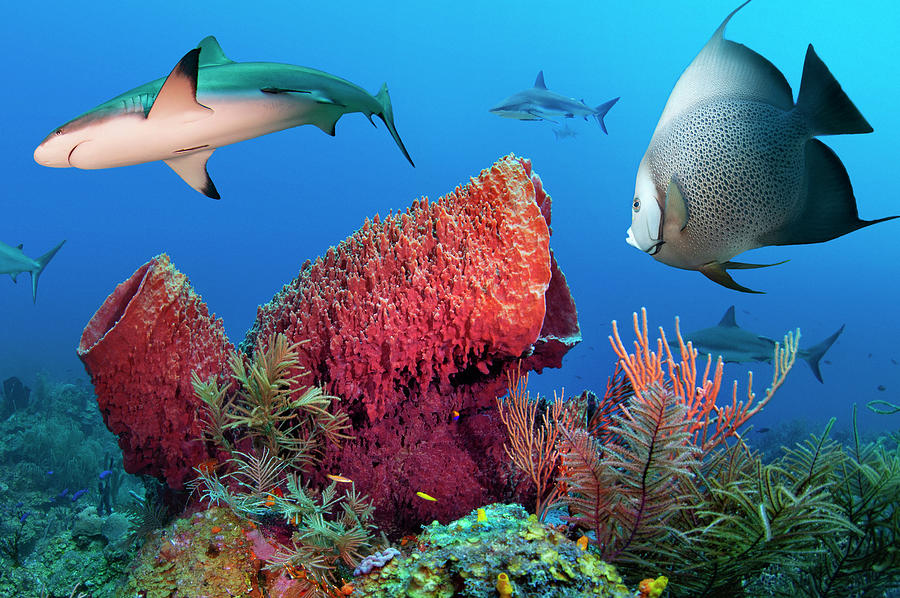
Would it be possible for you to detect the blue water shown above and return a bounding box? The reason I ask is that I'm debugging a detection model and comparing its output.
[1,0,897,437]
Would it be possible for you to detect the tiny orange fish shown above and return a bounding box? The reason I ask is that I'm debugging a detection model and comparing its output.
[451,410,460,422]
[416,491,437,501]
[327,474,353,484]
[576,535,589,551]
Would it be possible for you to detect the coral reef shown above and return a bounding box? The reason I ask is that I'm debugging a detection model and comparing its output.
[354,503,633,597]
[77,254,235,489]
[77,155,580,533]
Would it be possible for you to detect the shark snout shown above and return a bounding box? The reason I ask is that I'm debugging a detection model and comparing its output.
[33,139,73,168]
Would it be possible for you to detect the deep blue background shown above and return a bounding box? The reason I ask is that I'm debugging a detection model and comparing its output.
[1,1,897,435]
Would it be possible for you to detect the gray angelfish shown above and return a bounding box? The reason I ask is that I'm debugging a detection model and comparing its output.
[0,239,66,303]
[34,36,414,199]
[677,306,844,383]
[490,71,619,134]
[626,1,897,293]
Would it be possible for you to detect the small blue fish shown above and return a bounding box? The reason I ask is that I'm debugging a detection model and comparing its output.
[99,470,113,479]
[46,471,53,475]
[71,489,87,502]
[58,488,69,498]
[19,512,29,524]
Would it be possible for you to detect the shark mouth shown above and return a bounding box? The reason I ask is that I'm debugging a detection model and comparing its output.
[67,142,83,167]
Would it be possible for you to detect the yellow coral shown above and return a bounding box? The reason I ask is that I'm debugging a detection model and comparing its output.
[496,572,513,597]
[638,575,668,598]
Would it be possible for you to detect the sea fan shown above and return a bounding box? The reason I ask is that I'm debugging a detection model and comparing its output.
[558,382,698,561]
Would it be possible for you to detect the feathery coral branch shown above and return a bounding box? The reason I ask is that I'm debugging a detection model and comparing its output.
[496,365,565,521]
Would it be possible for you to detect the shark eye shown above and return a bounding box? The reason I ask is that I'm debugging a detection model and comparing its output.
[632,198,640,212]
[55,130,62,136]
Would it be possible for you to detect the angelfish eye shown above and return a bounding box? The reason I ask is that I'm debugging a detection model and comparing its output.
[632,198,641,212]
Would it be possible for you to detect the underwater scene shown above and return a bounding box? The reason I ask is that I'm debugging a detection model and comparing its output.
[1,0,898,596]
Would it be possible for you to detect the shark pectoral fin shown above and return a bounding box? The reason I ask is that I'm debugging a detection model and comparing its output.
[197,36,233,67]
[148,48,212,122]
[164,149,220,199]
[699,261,764,294]
[528,110,556,123]
[663,176,690,239]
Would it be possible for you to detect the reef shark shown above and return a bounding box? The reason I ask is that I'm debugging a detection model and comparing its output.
[0,239,66,303]
[34,36,414,199]
[677,306,844,383]
[489,71,619,134]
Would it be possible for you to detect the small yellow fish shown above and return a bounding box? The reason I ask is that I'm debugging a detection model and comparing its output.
[416,491,437,501]
[476,508,487,522]
[327,474,353,484]
[576,535,589,551]
[451,410,460,422]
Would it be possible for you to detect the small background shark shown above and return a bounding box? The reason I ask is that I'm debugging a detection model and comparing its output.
[676,306,844,383]
[0,239,66,302]
[489,71,619,134]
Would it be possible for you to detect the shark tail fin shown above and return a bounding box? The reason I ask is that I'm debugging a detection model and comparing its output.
[803,324,845,383]
[374,84,415,167]
[593,97,620,134]
[31,239,66,303]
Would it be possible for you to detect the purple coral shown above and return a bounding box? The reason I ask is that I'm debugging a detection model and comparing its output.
[353,548,401,576]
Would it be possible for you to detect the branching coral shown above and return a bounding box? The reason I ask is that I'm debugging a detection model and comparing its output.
[496,366,567,521]
[192,332,376,593]
[776,406,900,597]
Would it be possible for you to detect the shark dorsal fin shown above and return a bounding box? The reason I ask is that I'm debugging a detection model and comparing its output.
[534,71,547,89]
[197,36,233,67]
[148,48,213,121]
[718,306,739,328]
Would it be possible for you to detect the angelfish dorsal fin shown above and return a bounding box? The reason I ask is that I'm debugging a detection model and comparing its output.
[197,36,233,67]
[718,306,739,327]
[654,0,794,132]
[534,71,547,89]
[164,149,220,199]
[148,48,212,121]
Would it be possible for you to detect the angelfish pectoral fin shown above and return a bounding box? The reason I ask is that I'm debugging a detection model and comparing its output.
[164,149,220,199]
[698,259,789,294]
[148,48,212,122]
[663,176,690,239]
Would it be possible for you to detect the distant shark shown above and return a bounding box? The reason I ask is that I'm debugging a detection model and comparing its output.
[0,239,66,303]
[677,306,844,383]
[489,71,619,134]
[34,36,414,199]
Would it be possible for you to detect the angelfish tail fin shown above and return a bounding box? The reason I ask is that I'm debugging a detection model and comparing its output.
[797,45,872,137]
[374,83,415,167]
[31,239,66,303]
[592,97,619,134]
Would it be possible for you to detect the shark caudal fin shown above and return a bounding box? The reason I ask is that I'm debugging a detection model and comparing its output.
[374,84,414,167]
[801,324,845,383]
[30,239,66,303]
[593,97,620,134]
